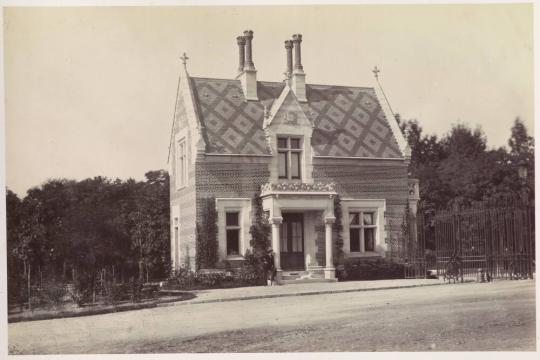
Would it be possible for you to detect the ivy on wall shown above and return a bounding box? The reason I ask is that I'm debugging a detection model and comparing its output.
[249,192,271,259]
[333,195,344,266]
[196,197,218,270]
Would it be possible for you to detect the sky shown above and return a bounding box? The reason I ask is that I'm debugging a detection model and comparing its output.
[3,4,534,197]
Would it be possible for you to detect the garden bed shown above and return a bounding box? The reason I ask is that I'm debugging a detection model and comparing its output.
[8,292,195,323]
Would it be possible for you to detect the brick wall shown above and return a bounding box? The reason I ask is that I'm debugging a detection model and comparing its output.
[169,82,197,271]
[195,155,271,267]
[313,157,409,260]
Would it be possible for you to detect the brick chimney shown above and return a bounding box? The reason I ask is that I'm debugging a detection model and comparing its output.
[237,30,258,101]
[291,34,306,102]
[237,36,245,73]
[284,40,293,83]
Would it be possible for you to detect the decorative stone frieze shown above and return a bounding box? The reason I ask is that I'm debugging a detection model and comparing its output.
[261,182,336,195]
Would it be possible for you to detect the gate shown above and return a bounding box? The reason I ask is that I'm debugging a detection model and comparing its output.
[432,197,535,281]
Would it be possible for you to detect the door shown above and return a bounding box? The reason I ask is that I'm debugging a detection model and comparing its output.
[280,213,305,270]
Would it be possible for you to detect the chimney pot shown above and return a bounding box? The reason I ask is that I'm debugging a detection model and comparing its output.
[243,30,255,70]
[284,40,294,79]
[290,34,306,101]
[292,34,303,72]
[236,36,246,73]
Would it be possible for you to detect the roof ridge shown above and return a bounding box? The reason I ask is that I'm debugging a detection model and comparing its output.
[191,76,374,90]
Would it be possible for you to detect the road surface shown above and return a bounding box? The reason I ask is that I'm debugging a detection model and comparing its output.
[8,280,536,353]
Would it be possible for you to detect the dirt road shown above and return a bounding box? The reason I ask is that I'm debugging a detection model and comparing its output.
[8,280,535,353]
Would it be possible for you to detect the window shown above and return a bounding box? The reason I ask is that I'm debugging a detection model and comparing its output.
[226,212,240,256]
[176,139,187,189]
[349,211,377,252]
[277,137,302,180]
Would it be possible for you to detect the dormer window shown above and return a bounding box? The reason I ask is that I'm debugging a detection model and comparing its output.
[278,136,301,180]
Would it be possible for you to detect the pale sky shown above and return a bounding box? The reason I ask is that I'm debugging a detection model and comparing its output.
[4,4,534,196]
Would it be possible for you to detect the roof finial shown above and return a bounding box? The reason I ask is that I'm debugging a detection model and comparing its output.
[373,66,380,80]
[180,52,189,68]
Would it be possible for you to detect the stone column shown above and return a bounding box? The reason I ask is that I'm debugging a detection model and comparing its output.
[243,30,255,70]
[324,217,336,279]
[284,40,293,78]
[237,36,246,73]
[270,217,283,281]
[292,34,303,72]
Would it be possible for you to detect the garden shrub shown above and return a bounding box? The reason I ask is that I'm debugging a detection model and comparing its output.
[337,257,405,281]
[40,280,67,308]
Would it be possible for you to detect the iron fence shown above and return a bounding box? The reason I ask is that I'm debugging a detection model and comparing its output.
[432,197,535,281]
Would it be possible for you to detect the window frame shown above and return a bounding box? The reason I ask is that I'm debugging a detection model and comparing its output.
[348,210,378,253]
[277,136,302,180]
[225,211,241,256]
[176,138,187,189]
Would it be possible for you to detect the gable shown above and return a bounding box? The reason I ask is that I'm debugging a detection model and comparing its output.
[267,88,312,129]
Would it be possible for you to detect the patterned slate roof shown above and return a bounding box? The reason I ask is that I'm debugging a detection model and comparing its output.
[190,77,403,158]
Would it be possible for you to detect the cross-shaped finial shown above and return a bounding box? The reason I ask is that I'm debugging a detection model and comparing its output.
[180,52,189,67]
[373,66,380,80]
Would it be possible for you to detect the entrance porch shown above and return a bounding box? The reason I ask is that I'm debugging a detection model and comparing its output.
[261,182,338,284]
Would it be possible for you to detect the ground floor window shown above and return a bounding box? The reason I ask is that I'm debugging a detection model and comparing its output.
[226,211,240,256]
[349,211,376,252]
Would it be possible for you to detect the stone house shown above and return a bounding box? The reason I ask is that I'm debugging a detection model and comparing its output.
[168,30,419,283]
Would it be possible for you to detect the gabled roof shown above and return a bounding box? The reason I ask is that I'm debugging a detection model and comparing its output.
[190,77,403,158]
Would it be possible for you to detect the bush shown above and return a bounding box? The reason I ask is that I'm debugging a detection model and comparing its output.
[69,287,91,307]
[196,271,229,288]
[338,257,405,281]
[40,281,67,308]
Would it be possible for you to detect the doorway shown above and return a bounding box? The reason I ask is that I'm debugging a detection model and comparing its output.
[280,213,305,270]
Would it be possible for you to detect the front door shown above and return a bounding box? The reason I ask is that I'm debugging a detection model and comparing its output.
[280,213,304,270]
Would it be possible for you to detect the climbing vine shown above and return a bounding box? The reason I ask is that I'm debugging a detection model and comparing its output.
[195,197,218,270]
[333,194,344,266]
[249,192,271,259]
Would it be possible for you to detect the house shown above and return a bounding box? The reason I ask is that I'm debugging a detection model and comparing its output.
[168,30,419,283]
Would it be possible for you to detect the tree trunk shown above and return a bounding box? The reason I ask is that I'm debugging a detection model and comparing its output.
[146,263,149,283]
[138,260,144,282]
[27,263,31,311]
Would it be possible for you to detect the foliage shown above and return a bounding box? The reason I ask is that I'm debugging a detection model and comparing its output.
[195,197,218,270]
[6,170,170,308]
[337,257,405,281]
[333,195,344,266]
[249,192,271,259]
[400,117,534,212]
[168,253,263,290]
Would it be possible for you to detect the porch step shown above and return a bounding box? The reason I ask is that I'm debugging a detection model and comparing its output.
[281,270,327,281]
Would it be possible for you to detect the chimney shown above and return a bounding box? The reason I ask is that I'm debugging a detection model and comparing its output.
[237,30,258,101]
[291,34,306,102]
[237,36,245,73]
[284,40,293,82]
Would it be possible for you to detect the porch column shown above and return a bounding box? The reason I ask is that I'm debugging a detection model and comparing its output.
[324,217,336,279]
[270,217,283,280]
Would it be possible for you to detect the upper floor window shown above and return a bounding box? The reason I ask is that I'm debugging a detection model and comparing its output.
[349,211,376,252]
[277,137,301,180]
[176,139,187,189]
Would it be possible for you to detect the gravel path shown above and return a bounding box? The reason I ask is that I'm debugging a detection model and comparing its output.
[8,280,535,353]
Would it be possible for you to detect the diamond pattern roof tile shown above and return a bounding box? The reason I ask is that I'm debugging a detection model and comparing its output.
[190,77,402,158]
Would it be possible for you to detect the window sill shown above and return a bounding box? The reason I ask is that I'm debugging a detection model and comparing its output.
[347,252,382,258]
[225,255,244,261]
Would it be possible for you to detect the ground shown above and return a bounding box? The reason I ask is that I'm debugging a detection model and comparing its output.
[8,280,536,353]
